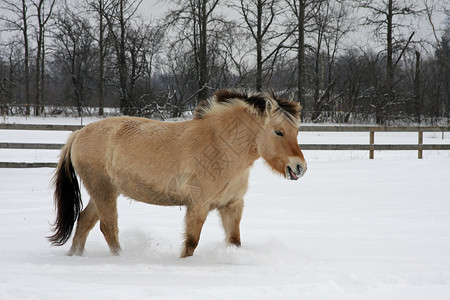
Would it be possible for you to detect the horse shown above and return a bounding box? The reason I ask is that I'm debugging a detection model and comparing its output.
[48,88,307,258]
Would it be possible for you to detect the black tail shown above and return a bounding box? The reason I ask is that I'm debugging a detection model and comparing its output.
[48,132,82,246]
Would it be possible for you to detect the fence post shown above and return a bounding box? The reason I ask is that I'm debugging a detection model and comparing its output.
[369,131,375,159]
[418,131,423,159]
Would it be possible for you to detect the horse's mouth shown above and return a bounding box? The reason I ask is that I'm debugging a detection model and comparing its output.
[286,166,300,180]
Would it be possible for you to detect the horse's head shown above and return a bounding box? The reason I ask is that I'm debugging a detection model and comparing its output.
[194,88,307,180]
[256,93,307,180]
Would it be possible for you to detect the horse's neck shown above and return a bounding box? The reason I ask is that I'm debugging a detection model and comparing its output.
[210,109,262,168]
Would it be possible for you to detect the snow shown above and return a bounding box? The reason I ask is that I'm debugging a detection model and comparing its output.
[1,117,450,299]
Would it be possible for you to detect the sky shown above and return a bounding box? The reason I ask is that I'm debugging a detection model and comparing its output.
[138,0,449,56]
[0,0,447,57]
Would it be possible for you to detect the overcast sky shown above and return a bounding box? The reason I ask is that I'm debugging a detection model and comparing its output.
[138,0,449,56]
[0,0,447,56]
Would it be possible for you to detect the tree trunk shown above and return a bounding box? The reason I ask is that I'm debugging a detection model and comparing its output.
[118,0,129,115]
[312,27,323,122]
[297,0,305,104]
[198,0,208,101]
[35,28,42,116]
[256,0,262,91]
[33,0,55,116]
[313,43,320,106]
[385,0,393,124]
[98,0,105,116]
[8,52,14,114]
[22,0,30,116]
[40,33,46,114]
[414,50,421,124]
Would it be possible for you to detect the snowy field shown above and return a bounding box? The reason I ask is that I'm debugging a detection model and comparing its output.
[1,116,450,299]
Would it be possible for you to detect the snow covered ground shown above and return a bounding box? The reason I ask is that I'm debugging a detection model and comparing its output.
[1,116,450,299]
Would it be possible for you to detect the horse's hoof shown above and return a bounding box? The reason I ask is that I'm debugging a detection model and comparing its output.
[110,247,122,256]
[228,237,241,247]
[67,248,83,256]
[180,250,194,258]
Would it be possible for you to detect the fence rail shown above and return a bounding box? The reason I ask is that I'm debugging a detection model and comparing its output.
[0,124,83,131]
[299,144,450,150]
[1,123,449,168]
[298,125,450,132]
[0,142,64,150]
[0,162,57,168]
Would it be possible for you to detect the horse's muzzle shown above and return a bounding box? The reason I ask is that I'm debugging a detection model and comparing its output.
[286,163,306,180]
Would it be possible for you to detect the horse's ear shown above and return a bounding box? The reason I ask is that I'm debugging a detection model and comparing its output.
[265,98,277,117]
[288,94,295,103]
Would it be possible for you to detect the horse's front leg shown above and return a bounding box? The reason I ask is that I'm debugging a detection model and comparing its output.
[181,204,209,258]
[219,198,244,247]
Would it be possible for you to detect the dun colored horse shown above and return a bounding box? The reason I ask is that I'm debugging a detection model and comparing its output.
[48,89,307,258]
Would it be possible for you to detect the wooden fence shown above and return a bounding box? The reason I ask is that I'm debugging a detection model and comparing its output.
[297,125,450,159]
[1,123,449,168]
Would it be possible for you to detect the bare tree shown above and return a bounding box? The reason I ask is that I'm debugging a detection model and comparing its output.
[139,21,164,98]
[52,7,96,116]
[103,0,143,115]
[434,16,450,120]
[165,0,221,103]
[334,48,384,123]
[160,45,199,117]
[0,0,32,115]
[423,0,447,54]
[86,0,110,116]
[0,52,6,114]
[31,0,56,115]
[0,42,22,114]
[310,0,353,122]
[126,18,163,111]
[220,29,254,87]
[360,0,421,123]
[413,50,422,123]
[285,0,319,103]
[234,0,294,91]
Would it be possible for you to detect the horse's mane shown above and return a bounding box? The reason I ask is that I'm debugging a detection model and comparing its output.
[194,89,301,126]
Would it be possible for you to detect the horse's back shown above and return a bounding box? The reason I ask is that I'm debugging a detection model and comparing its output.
[71,116,146,164]
[70,116,191,205]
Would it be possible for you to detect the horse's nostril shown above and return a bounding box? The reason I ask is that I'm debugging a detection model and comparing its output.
[296,164,302,175]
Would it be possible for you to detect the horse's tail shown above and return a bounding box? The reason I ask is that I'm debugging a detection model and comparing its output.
[48,130,82,246]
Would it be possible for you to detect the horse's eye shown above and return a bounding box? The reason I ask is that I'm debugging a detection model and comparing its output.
[274,130,284,137]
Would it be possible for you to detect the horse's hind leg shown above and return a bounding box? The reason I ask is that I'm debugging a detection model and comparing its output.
[80,172,121,256]
[68,201,99,256]
[95,194,122,256]
[219,198,243,247]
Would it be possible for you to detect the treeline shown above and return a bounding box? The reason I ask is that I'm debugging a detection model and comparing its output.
[0,0,449,124]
